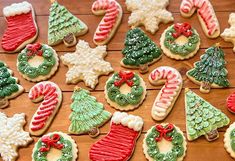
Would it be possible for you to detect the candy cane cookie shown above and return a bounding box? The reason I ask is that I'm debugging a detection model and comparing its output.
[149,66,183,121]
[92,0,123,45]
[180,0,220,38]
[29,81,62,136]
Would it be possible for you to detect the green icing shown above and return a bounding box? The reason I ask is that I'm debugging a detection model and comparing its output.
[69,88,111,134]
[230,129,235,152]
[145,125,185,161]
[163,25,199,56]
[33,134,73,161]
[185,90,230,140]
[187,46,230,87]
[17,44,56,79]
[122,28,162,66]
[48,2,86,45]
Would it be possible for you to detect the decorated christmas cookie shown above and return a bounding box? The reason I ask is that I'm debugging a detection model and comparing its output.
[224,122,235,159]
[29,81,62,136]
[105,71,147,111]
[32,132,78,161]
[185,88,230,141]
[0,112,32,161]
[48,1,88,47]
[180,0,220,38]
[149,66,183,121]
[61,40,113,89]
[221,13,235,52]
[17,43,59,82]
[160,23,200,60]
[187,45,229,93]
[68,87,111,137]
[227,92,235,113]
[143,123,187,161]
[125,0,173,34]
[121,28,162,73]
[89,112,143,161]
[92,0,123,45]
[1,1,38,53]
[0,61,24,109]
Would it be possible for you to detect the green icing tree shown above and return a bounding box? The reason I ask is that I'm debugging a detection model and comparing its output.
[185,88,230,141]
[48,2,87,46]
[187,45,229,93]
[68,87,111,137]
[121,28,162,73]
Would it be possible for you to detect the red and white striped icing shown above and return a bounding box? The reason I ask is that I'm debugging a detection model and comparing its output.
[29,82,61,132]
[180,0,218,36]
[92,0,120,42]
[149,66,182,120]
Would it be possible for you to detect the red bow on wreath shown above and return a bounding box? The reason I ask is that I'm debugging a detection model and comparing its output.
[26,43,43,56]
[172,23,193,38]
[155,124,174,142]
[39,134,64,152]
[114,71,134,87]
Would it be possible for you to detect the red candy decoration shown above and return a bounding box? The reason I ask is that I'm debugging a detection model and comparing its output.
[172,23,193,38]
[26,43,43,56]
[155,123,174,142]
[114,71,134,87]
[39,134,64,152]
[227,92,235,113]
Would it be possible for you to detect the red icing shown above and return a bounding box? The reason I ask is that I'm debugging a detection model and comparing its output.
[26,43,43,56]
[155,124,174,142]
[1,11,37,51]
[227,92,235,113]
[172,23,193,38]
[40,134,64,152]
[114,71,134,87]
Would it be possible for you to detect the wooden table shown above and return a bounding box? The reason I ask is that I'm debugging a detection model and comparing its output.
[0,0,235,160]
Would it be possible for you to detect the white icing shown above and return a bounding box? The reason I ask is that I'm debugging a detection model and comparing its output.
[112,112,144,131]
[126,0,173,34]
[3,1,32,17]
[61,40,113,89]
[0,112,32,161]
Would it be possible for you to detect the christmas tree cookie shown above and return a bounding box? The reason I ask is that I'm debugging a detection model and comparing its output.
[121,28,162,73]
[143,123,187,161]
[48,1,88,47]
[32,132,78,161]
[185,88,230,141]
[68,87,111,137]
[224,122,235,159]
[105,70,147,111]
[17,43,59,82]
[227,91,235,113]
[0,61,24,109]
[187,44,229,93]
[1,1,38,53]
[160,22,200,60]
[89,112,143,161]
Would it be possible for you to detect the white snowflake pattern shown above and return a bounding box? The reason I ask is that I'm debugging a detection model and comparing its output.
[61,40,114,88]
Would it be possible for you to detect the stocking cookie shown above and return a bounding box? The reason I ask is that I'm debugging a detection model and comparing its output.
[89,112,143,161]
[227,91,235,113]
[224,122,235,159]
[0,112,32,161]
[187,45,229,93]
[68,87,111,137]
[32,132,78,161]
[185,88,230,141]
[1,1,38,53]
[92,0,123,45]
[17,43,59,82]
[126,0,173,34]
[160,23,200,60]
[121,28,162,73]
[61,40,113,89]
[0,61,24,109]
[149,66,183,121]
[29,81,62,136]
[180,0,220,38]
[105,71,147,111]
[143,123,187,161]
[221,13,235,52]
[48,1,88,47]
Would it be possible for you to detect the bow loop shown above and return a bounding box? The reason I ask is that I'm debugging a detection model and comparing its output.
[172,23,193,38]
[26,43,43,56]
[39,134,64,152]
[155,124,174,142]
[114,71,134,87]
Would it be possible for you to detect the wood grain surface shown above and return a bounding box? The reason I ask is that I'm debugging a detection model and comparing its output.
[0,0,235,161]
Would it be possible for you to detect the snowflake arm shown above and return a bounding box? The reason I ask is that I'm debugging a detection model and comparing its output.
[66,66,82,84]
[82,71,99,89]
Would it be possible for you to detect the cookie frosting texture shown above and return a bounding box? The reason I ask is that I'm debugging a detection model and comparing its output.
[3,1,31,17]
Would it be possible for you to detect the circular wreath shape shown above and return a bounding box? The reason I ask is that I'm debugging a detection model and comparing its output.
[105,71,146,111]
[160,23,200,60]
[143,123,187,161]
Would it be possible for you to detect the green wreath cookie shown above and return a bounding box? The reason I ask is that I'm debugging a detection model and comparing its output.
[160,22,200,60]
[105,71,146,111]
[224,122,235,159]
[17,43,59,82]
[143,123,187,161]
